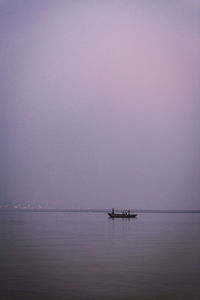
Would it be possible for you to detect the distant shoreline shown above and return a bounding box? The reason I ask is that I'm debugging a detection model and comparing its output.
[0,209,200,213]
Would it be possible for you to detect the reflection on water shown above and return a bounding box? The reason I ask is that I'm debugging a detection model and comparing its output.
[0,212,200,299]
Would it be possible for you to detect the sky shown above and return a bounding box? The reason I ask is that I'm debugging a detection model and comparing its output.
[1,0,200,209]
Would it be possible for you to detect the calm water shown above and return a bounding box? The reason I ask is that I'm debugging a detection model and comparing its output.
[0,212,200,300]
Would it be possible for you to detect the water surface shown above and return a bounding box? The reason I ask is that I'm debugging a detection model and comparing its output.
[0,212,200,299]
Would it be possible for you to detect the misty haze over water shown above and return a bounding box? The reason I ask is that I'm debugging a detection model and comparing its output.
[1,1,200,299]
[1,0,200,210]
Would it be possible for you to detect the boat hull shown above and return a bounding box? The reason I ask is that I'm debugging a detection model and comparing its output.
[108,213,137,218]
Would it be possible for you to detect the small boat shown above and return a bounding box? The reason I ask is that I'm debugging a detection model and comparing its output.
[108,208,137,218]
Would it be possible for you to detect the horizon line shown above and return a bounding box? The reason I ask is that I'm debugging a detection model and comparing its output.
[0,208,200,213]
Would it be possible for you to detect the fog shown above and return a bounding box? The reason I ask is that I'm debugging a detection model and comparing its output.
[1,0,200,209]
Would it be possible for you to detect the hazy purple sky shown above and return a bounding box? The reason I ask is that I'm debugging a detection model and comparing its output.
[1,0,200,209]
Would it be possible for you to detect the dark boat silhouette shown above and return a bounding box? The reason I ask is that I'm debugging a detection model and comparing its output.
[108,208,137,218]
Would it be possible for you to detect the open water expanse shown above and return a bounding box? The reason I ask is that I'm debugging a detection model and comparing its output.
[0,211,200,300]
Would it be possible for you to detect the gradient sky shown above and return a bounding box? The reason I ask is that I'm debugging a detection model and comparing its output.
[1,0,200,209]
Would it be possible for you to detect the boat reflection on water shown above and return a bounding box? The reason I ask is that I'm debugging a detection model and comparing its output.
[108,208,137,218]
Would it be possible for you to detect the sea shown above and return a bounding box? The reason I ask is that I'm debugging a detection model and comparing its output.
[0,210,200,300]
